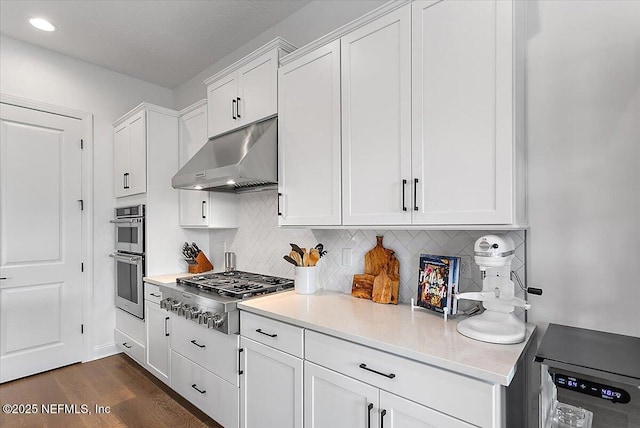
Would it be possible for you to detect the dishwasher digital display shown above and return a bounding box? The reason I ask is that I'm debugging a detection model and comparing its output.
[553,373,631,404]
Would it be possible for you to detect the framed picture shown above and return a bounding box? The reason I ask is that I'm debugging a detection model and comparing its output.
[417,254,460,314]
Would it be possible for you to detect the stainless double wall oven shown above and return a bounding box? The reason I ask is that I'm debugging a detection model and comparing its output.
[110,204,145,319]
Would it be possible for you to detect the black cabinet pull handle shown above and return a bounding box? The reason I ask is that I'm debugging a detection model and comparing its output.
[367,403,373,428]
[201,200,206,219]
[381,409,387,428]
[232,99,237,120]
[122,342,132,349]
[191,384,206,394]
[236,97,241,118]
[164,317,170,337]
[256,328,277,338]
[359,363,395,379]
[402,179,407,211]
[238,348,244,375]
[190,339,206,348]
[277,192,282,216]
[150,293,160,297]
[413,178,419,211]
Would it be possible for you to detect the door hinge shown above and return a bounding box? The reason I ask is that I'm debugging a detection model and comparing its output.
[80,139,84,149]
[81,262,84,272]
[78,199,84,210]
[81,324,84,334]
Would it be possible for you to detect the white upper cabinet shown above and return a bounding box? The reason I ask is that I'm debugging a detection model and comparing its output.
[114,109,146,197]
[178,100,238,228]
[411,0,519,225]
[278,40,342,226]
[205,38,296,139]
[341,5,412,226]
[206,74,239,138]
[276,0,524,227]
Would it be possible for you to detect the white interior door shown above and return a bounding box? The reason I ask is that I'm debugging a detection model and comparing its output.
[0,103,83,383]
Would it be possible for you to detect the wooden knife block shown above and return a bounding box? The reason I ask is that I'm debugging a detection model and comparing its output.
[188,251,213,274]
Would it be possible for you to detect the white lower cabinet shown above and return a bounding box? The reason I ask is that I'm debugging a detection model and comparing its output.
[240,337,303,428]
[145,300,170,384]
[304,361,378,428]
[379,390,474,428]
[304,362,472,428]
[171,350,239,428]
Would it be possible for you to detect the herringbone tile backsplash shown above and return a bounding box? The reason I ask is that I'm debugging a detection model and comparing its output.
[209,191,526,316]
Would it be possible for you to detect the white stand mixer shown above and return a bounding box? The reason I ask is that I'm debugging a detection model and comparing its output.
[456,235,530,344]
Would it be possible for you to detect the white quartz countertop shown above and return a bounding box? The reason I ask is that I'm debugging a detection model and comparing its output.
[238,290,536,386]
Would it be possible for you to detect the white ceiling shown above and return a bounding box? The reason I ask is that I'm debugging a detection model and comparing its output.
[0,0,312,88]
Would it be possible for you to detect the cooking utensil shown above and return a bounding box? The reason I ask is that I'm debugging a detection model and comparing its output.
[290,243,305,258]
[291,251,303,267]
[309,248,320,267]
[283,255,298,266]
[303,252,309,267]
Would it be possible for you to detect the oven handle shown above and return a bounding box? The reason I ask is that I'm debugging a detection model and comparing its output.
[110,253,143,262]
[110,218,142,224]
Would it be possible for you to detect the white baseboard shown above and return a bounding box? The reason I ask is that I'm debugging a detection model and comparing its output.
[91,342,120,360]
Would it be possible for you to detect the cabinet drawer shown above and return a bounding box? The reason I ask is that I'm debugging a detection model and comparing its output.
[115,328,145,365]
[116,308,145,343]
[305,330,496,427]
[144,283,162,304]
[171,350,239,428]
[240,311,304,358]
[171,315,240,386]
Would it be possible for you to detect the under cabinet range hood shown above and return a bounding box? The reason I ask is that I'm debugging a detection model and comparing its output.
[172,117,277,193]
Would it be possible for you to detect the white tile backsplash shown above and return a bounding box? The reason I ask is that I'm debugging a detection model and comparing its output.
[209,190,526,313]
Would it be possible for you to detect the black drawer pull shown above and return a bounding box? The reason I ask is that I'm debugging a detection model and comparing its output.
[190,339,206,348]
[402,179,407,211]
[191,384,206,394]
[359,363,395,379]
[122,342,132,349]
[150,293,160,297]
[413,178,419,211]
[256,328,277,338]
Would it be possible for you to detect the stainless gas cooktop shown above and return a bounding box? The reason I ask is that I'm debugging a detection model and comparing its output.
[176,270,294,299]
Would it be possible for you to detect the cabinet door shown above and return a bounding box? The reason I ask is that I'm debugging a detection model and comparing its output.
[240,338,303,428]
[207,73,239,138]
[114,121,129,197]
[341,5,412,225]
[412,0,513,224]
[237,49,278,127]
[380,391,474,428]
[145,301,170,384]
[126,110,147,196]
[305,361,379,428]
[179,103,210,227]
[278,40,342,226]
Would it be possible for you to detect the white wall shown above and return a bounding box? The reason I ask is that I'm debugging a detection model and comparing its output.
[173,0,386,109]
[0,35,175,357]
[526,1,640,337]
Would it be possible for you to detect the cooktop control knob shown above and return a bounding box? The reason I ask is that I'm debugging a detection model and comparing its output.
[188,307,201,320]
[198,311,212,325]
[171,300,182,313]
[209,313,224,329]
[178,303,191,317]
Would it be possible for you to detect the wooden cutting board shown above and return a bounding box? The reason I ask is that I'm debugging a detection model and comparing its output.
[352,236,399,304]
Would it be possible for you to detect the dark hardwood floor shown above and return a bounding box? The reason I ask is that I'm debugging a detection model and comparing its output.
[0,353,223,427]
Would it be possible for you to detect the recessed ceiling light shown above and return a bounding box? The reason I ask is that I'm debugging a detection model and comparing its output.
[193,185,203,190]
[30,18,56,32]
[226,180,236,185]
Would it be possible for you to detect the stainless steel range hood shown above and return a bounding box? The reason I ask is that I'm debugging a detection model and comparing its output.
[172,117,277,193]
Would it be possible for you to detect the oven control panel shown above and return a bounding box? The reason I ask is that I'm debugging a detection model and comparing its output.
[553,373,631,404]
